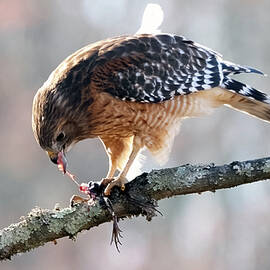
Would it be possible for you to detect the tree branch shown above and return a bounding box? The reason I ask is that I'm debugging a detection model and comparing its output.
[1,157,270,260]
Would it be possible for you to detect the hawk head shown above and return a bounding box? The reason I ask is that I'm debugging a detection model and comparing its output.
[32,63,94,171]
[32,89,77,170]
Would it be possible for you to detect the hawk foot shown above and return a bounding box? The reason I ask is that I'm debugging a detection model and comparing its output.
[104,176,128,196]
[100,177,114,186]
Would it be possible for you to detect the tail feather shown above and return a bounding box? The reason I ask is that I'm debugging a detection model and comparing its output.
[221,61,265,76]
[222,78,270,104]
[221,78,270,122]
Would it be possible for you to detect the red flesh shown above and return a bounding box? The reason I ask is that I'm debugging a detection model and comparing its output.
[57,151,67,174]
[56,151,80,186]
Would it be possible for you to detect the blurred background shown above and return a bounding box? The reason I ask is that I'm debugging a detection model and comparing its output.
[1,0,270,269]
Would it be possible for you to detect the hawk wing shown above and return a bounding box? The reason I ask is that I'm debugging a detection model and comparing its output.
[91,33,223,103]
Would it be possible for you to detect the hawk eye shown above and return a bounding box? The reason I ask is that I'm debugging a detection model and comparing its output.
[56,132,65,142]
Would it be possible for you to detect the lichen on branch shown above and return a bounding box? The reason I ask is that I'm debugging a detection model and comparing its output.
[1,157,270,261]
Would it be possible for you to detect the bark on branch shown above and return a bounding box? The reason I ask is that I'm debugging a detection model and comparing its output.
[1,157,270,260]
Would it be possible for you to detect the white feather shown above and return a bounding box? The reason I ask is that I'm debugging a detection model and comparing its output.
[136,3,164,34]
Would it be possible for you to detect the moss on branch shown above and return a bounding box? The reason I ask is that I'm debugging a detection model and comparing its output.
[1,157,270,260]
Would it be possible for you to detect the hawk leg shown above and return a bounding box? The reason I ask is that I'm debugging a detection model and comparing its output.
[104,137,141,196]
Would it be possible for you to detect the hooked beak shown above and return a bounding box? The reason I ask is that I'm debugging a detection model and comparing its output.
[47,150,67,174]
[48,151,58,164]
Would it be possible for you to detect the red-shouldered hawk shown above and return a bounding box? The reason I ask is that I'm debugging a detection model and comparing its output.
[32,33,270,196]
